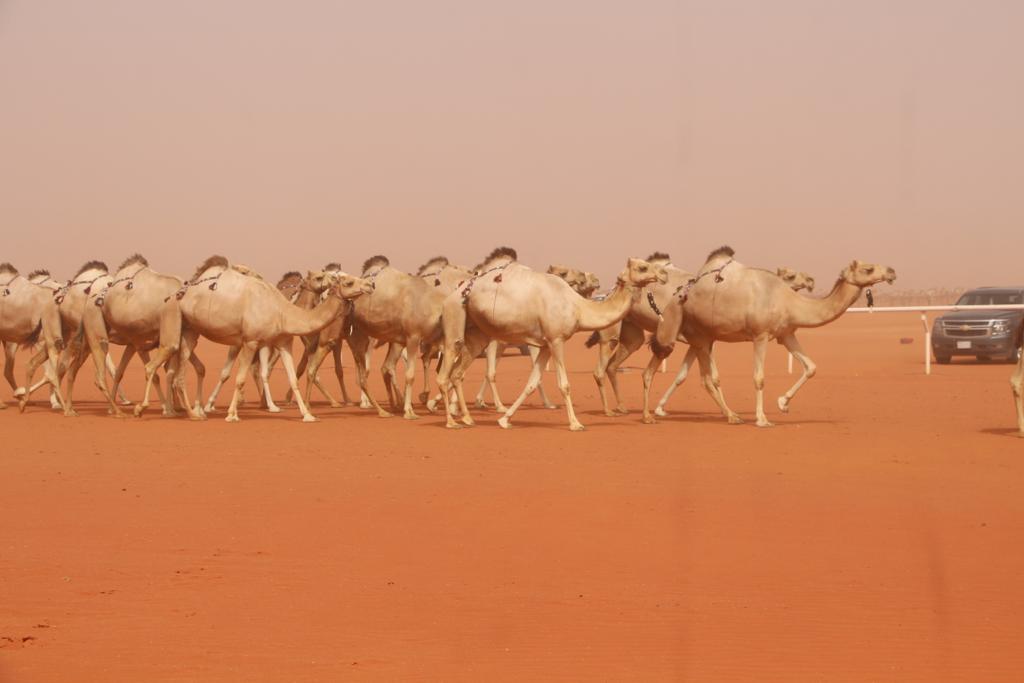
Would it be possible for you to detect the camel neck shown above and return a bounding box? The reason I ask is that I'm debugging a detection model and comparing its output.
[788,278,863,328]
[282,291,346,336]
[577,282,637,331]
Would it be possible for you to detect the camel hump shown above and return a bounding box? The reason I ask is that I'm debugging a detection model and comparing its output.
[646,251,671,263]
[417,256,449,275]
[74,260,109,277]
[191,255,229,282]
[117,254,149,271]
[484,246,517,262]
[277,271,302,286]
[27,268,51,280]
[0,262,19,276]
[362,255,390,274]
[704,245,735,263]
[322,262,342,272]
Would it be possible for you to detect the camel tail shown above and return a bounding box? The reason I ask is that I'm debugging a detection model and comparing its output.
[584,331,601,348]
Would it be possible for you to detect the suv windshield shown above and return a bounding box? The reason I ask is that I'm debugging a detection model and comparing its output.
[956,291,1023,306]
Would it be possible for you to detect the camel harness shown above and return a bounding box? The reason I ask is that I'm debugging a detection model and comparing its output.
[675,258,733,304]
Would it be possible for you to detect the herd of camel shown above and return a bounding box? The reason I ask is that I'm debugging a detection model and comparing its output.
[0,246,902,431]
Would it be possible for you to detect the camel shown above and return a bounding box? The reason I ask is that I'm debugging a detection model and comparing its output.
[347,255,452,419]
[651,266,816,417]
[81,254,205,419]
[641,247,896,426]
[177,256,372,422]
[472,263,599,412]
[203,269,331,413]
[436,248,666,431]
[0,263,66,411]
[585,252,695,416]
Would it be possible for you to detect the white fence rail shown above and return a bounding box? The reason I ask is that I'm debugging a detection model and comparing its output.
[794,304,1024,375]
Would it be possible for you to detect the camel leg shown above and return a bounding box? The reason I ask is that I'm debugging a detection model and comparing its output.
[134,303,184,419]
[592,337,617,416]
[751,337,773,427]
[225,342,258,422]
[332,344,353,405]
[204,345,240,413]
[186,339,206,416]
[605,323,645,415]
[1,341,18,407]
[442,328,490,428]
[310,346,343,407]
[252,345,281,413]
[1011,345,1024,436]
[380,342,404,412]
[694,346,742,424]
[172,337,204,420]
[401,336,422,420]
[640,343,673,424]
[654,347,698,417]
[284,339,309,404]
[30,345,66,413]
[61,338,92,417]
[497,346,551,429]
[94,343,129,417]
[777,334,816,414]
[475,341,508,411]
[528,345,557,409]
[549,338,584,431]
[276,343,317,422]
[106,352,132,404]
[18,347,48,404]
[305,343,343,408]
[349,329,391,418]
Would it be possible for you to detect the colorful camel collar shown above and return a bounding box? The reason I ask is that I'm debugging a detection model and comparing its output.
[54,272,108,304]
[675,258,733,303]
[174,270,223,300]
[460,261,511,303]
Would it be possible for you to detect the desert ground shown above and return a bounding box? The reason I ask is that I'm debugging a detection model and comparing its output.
[2,313,1022,681]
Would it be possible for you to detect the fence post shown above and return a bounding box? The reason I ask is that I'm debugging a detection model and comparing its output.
[921,311,931,375]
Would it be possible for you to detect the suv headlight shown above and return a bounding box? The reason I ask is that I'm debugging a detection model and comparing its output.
[992,320,1011,335]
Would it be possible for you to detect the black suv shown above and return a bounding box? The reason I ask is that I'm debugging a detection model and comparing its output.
[932,288,1024,363]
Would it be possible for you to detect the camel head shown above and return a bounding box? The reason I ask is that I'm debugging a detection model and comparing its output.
[581,272,601,297]
[840,260,897,288]
[547,264,587,293]
[777,267,815,292]
[329,272,375,300]
[619,258,667,288]
[304,270,336,294]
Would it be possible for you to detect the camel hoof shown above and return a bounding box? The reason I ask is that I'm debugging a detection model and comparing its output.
[404,412,420,420]
[726,414,744,425]
[756,420,775,428]
[544,404,558,410]
[63,409,79,418]
[118,398,133,406]
[427,400,439,412]
[569,423,585,432]
[446,422,463,430]
[204,405,216,414]
[493,405,507,413]
[112,410,128,419]
[0,402,6,410]
[615,406,629,415]
[225,414,240,423]
[654,407,667,417]
[266,405,282,413]
[777,397,790,413]
[377,410,393,418]
[329,402,344,409]
[424,402,437,415]
[461,415,475,427]
[498,416,511,429]
[474,400,487,409]
[359,400,372,410]
[133,406,145,418]
[302,414,319,423]
[642,415,657,425]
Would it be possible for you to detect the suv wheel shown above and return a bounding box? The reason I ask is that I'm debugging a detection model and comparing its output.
[976,354,991,362]
[935,354,951,364]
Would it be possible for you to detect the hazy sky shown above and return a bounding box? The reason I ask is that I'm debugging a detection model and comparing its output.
[1,1,1021,289]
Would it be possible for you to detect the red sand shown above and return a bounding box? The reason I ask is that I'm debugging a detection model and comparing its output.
[2,314,1023,681]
